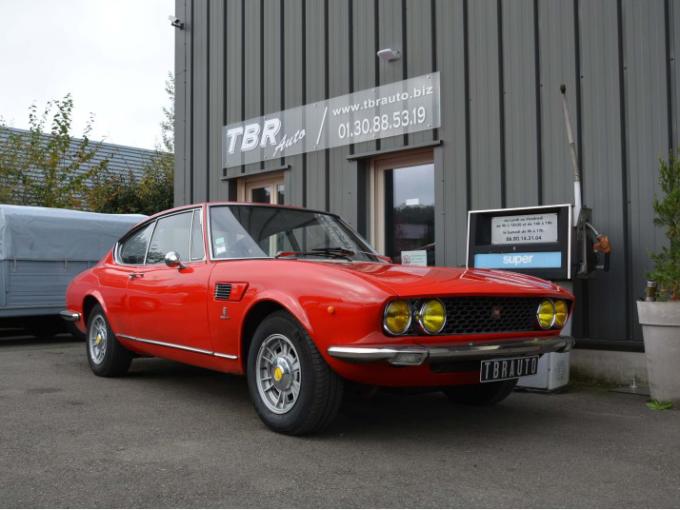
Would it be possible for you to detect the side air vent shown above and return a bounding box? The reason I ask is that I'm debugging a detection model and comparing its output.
[214,283,232,300]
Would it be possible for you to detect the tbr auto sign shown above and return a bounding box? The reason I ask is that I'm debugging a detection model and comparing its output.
[222,72,441,168]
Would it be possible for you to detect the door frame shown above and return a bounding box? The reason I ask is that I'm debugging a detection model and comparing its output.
[237,172,285,204]
[368,148,434,255]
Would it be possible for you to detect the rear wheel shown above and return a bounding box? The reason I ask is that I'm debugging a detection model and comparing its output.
[86,304,132,377]
[246,311,343,435]
[442,379,517,406]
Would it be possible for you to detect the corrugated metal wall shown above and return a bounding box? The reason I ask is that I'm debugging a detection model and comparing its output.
[175,0,680,347]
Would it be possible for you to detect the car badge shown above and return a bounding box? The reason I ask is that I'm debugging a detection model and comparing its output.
[490,306,502,320]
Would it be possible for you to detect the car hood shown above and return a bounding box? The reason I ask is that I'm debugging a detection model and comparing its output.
[317,262,572,299]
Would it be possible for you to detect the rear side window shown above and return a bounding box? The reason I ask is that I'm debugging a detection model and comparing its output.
[119,223,154,265]
[146,211,192,264]
[190,209,205,260]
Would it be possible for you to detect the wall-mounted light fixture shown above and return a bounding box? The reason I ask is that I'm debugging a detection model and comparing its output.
[377,48,401,62]
[169,15,185,30]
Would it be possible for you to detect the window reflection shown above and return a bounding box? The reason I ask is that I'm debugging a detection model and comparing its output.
[385,163,435,265]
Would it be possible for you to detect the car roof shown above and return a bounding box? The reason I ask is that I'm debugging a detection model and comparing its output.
[143,201,340,223]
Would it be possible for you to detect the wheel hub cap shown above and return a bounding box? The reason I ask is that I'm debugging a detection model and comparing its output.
[255,334,301,414]
[88,315,107,365]
[271,358,293,391]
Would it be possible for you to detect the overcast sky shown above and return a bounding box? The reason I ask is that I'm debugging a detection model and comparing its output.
[0,0,174,150]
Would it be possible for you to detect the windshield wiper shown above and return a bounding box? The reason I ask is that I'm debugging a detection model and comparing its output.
[275,246,355,261]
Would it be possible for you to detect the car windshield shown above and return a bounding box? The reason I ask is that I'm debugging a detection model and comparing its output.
[209,205,379,262]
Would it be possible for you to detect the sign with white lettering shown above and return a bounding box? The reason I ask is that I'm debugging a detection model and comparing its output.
[222,73,441,168]
[491,213,558,245]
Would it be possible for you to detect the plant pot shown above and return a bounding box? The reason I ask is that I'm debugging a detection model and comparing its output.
[637,300,680,404]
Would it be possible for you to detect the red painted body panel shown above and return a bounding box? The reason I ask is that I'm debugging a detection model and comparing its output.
[65,203,575,388]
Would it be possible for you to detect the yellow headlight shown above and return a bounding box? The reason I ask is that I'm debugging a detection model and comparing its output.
[554,300,569,328]
[536,299,555,329]
[384,300,412,335]
[418,299,446,334]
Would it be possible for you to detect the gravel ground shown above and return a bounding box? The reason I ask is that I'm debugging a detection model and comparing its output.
[1,336,679,508]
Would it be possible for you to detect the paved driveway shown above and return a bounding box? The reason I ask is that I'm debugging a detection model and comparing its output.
[1,337,679,508]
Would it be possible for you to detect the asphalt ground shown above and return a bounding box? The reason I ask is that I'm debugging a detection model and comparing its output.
[1,335,679,508]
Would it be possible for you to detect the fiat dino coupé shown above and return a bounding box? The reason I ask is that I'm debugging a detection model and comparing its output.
[62,203,574,435]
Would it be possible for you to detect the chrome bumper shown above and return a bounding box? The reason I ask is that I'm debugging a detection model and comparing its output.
[59,310,81,322]
[327,336,574,366]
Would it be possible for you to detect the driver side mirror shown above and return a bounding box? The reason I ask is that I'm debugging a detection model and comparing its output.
[164,251,186,270]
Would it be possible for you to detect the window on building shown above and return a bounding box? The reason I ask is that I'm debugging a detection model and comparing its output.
[237,173,285,205]
[370,150,435,265]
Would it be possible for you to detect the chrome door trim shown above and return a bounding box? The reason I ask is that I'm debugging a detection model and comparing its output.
[213,351,239,360]
[117,333,238,360]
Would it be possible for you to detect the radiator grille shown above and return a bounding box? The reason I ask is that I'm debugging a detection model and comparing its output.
[214,283,232,300]
[438,296,542,335]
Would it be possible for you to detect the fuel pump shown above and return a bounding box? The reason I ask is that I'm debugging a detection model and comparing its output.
[560,84,611,280]
[465,85,611,391]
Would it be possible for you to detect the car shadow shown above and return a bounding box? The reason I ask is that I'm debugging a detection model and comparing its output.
[124,357,569,440]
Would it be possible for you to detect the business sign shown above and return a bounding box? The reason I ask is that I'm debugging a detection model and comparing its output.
[473,252,562,270]
[222,72,441,168]
[491,213,558,245]
[467,204,572,280]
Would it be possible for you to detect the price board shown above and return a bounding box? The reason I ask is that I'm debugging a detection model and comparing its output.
[467,205,572,280]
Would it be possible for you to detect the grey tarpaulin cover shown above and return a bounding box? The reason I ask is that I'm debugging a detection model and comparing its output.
[0,205,146,262]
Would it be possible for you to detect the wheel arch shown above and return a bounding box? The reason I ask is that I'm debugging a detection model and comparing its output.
[82,292,108,325]
[239,297,313,372]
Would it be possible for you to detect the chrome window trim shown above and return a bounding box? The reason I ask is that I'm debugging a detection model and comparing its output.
[115,220,157,267]
[189,207,206,261]
[113,207,207,267]
[145,209,196,265]
[117,333,238,360]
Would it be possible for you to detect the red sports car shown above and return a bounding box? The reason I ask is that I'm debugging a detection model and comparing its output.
[62,203,574,435]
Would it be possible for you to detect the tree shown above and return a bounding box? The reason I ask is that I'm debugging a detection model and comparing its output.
[0,95,109,208]
[86,72,175,215]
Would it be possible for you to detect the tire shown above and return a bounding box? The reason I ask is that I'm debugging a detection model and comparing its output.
[246,311,343,435]
[442,379,517,406]
[86,304,132,377]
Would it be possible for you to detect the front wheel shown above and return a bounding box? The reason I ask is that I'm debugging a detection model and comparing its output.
[246,311,343,435]
[86,304,132,377]
[442,379,517,406]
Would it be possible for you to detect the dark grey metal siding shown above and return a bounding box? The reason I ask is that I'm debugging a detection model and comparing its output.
[174,0,678,347]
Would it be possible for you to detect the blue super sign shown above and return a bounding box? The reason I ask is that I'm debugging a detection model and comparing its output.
[474,252,562,269]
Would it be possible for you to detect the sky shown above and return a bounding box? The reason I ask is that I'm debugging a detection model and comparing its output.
[0,0,174,150]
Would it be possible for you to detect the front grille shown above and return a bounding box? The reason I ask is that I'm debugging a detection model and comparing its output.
[439,296,542,335]
[214,283,232,300]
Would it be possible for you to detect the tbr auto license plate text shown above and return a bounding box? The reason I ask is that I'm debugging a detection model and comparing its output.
[480,356,539,383]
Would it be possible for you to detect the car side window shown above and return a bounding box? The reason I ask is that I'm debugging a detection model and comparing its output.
[146,211,192,264]
[119,223,154,265]
[190,209,205,260]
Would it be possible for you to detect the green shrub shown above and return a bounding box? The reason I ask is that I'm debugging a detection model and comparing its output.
[649,152,680,300]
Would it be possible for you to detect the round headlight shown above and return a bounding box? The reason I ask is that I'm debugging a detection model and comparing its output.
[418,299,446,334]
[383,300,412,335]
[554,300,569,328]
[536,299,555,329]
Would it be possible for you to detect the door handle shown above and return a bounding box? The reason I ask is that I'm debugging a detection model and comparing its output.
[129,272,144,279]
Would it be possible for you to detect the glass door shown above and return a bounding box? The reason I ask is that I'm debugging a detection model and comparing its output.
[371,150,435,265]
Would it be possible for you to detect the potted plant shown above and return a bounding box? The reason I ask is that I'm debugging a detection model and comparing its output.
[637,153,680,406]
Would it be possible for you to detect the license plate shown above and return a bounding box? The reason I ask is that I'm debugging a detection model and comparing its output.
[480,356,539,383]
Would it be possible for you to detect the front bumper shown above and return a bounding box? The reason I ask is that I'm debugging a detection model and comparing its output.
[327,335,574,366]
